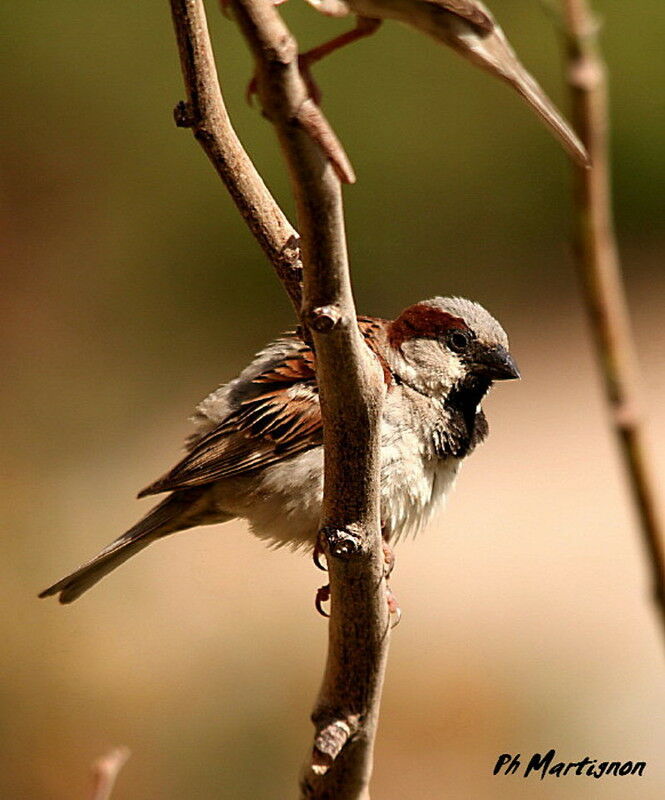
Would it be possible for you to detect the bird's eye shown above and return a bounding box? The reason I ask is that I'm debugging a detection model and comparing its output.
[448,331,470,353]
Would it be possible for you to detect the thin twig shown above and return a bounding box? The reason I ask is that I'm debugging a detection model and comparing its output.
[169,0,303,311]
[560,0,665,641]
[228,3,389,797]
[88,747,130,800]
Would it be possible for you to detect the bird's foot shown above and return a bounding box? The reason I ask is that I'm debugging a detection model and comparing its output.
[314,524,398,623]
[315,583,401,627]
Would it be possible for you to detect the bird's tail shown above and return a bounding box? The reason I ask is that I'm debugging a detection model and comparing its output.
[39,489,207,604]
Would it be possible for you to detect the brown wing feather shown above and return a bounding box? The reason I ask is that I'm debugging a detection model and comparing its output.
[138,320,392,497]
[426,0,494,32]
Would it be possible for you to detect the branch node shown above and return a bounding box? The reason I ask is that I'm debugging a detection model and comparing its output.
[89,746,130,800]
[283,233,301,259]
[612,399,642,431]
[266,31,297,66]
[308,304,342,333]
[311,719,356,775]
[322,526,364,560]
[568,58,604,91]
[279,234,303,280]
[173,100,197,128]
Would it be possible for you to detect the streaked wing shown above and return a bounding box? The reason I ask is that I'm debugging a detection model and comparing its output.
[138,340,323,495]
[139,319,392,496]
[139,319,392,497]
[426,0,494,32]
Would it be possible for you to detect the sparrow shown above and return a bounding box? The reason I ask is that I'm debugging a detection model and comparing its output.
[40,296,519,604]
[295,0,589,166]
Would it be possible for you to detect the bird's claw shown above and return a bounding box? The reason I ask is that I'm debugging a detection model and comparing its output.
[313,532,328,571]
[387,585,401,628]
[382,540,395,579]
[315,584,331,617]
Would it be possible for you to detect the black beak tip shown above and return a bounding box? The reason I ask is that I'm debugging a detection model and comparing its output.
[505,355,521,380]
[492,351,521,381]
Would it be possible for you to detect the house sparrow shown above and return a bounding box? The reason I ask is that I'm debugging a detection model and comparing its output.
[296,0,589,167]
[40,296,519,604]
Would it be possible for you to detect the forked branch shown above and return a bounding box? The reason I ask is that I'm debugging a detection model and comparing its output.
[170,1,389,797]
[560,0,665,642]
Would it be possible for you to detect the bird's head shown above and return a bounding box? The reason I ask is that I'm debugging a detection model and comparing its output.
[386,296,519,401]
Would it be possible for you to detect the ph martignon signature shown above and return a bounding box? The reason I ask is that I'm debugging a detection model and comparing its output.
[493,750,646,779]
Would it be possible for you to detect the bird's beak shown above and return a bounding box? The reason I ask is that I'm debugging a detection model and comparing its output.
[476,346,521,381]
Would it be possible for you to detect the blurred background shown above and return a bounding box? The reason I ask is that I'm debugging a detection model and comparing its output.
[2,0,664,797]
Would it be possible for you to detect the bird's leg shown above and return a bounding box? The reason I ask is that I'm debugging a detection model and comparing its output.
[246,17,382,105]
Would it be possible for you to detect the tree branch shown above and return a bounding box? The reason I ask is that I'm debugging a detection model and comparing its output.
[170,0,389,797]
[560,0,665,642]
[88,747,130,800]
[228,4,388,797]
[169,0,303,310]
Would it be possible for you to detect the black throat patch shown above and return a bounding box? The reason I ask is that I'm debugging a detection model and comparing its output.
[434,377,491,458]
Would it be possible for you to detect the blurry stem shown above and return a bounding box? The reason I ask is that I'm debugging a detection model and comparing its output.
[169,0,303,311]
[560,0,665,642]
[88,747,130,800]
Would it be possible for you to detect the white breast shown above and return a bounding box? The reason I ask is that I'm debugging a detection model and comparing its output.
[377,385,461,540]
[381,446,460,541]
